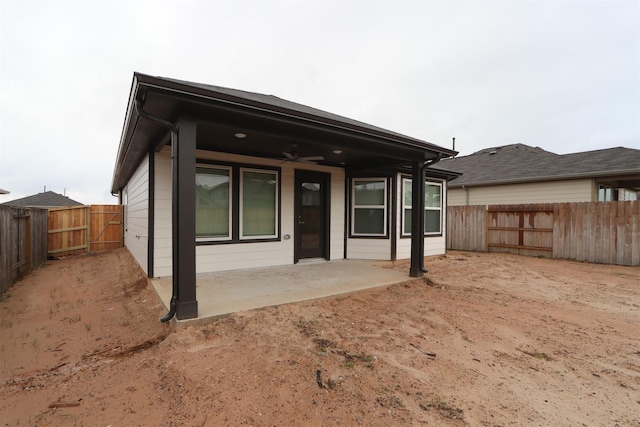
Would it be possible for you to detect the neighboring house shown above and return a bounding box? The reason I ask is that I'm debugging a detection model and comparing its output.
[434,144,640,206]
[110,73,458,320]
[1,191,83,209]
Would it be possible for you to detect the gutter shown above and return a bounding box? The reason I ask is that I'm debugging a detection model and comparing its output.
[135,76,458,158]
[113,74,459,193]
[134,98,178,324]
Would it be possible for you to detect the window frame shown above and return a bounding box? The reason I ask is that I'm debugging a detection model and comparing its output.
[195,164,233,242]
[401,177,443,237]
[239,167,279,240]
[194,161,281,245]
[350,177,388,237]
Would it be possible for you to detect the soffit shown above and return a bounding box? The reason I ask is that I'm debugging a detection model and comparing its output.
[112,74,457,192]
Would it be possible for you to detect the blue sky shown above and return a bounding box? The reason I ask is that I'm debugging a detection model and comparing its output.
[1,0,638,204]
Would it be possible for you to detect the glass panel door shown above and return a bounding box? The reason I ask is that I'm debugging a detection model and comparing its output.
[295,171,329,261]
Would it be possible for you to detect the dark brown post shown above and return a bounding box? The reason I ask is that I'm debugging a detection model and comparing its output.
[410,160,425,278]
[174,118,198,320]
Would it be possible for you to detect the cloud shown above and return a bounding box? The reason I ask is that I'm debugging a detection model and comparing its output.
[1,0,638,204]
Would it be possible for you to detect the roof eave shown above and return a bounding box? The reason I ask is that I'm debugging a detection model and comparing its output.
[448,168,640,189]
[111,73,458,193]
[134,73,458,156]
[111,75,143,194]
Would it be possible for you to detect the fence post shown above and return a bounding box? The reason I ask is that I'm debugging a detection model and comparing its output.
[86,206,91,254]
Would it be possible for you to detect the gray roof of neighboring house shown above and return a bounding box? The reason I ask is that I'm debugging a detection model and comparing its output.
[1,191,83,208]
[434,144,640,188]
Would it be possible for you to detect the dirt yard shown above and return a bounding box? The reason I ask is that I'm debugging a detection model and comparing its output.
[1,248,639,426]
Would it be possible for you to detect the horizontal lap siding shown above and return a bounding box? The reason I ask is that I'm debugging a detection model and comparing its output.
[196,241,292,273]
[448,179,593,206]
[153,148,346,276]
[346,238,391,260]
[395,236,446,260]
[124,154,149,274]
[330,170,345,260]
[153,149,172,277]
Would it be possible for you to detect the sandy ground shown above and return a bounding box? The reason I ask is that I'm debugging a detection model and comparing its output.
[1,248,639,426]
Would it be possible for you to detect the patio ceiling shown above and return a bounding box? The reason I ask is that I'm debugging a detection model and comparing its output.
[112,73,457,193]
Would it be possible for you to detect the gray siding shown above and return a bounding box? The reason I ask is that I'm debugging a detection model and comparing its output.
[124,155,149,274]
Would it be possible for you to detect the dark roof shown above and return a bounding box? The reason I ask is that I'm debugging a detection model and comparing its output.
[434,144,640,188]
[112,73,458,193]
[1,191,83,208]
[162,76,444,149]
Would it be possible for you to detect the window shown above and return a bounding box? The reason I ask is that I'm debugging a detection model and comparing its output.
[598,184,613,202]
[240,168,278,239]
[598,184,638,201]
[195,163,279,243]
[196,166,231,240]
[352,178,387,236]
[402,178,443,236]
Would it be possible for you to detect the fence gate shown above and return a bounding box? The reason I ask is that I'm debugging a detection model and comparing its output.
[48,205,123,257]
[487,204,554,258]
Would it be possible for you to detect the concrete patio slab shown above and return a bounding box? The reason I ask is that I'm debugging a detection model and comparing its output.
[150,259,413,328]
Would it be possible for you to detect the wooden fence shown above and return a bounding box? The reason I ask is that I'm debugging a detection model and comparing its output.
[0,205,49,294]
[447,201,640,266]
[48,205,123,258]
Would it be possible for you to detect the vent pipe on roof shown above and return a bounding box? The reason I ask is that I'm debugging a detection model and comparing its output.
[452,137,455,151]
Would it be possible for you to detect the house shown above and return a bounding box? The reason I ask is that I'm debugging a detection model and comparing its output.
[434,144,640,206]
[110,73,458,321]
[1,191,83,209]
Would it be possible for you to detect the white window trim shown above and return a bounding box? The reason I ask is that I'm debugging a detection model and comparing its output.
[239,167,279,240]
[196,164,232,242]
[351,177,388,237]
[401,178,443,236]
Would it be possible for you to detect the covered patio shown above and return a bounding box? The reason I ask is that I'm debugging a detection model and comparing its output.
[150,259,413,328]
[113,73,458,323]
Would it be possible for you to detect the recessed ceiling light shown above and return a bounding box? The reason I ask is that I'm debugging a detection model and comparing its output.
[333,149,343,154]
[234,133,247,139]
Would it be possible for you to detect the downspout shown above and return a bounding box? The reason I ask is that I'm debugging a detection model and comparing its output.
[419,161,428,273]
[134,98,179,323]
[462,185,469,206]
[420,154,444,273]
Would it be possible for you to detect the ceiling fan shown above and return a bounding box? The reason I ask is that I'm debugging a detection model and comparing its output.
[280,144,325,164]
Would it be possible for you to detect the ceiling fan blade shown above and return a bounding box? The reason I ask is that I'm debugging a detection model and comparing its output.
[297,159,318,164]
[283,152,295,160]
[299,156,325,161]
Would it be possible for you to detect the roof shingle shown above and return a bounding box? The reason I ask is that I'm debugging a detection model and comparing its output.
[434,144,640,188]
[1,191,83,208]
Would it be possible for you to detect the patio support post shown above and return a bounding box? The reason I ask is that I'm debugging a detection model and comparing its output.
[173,117,198,320]
[409,160,425,278]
